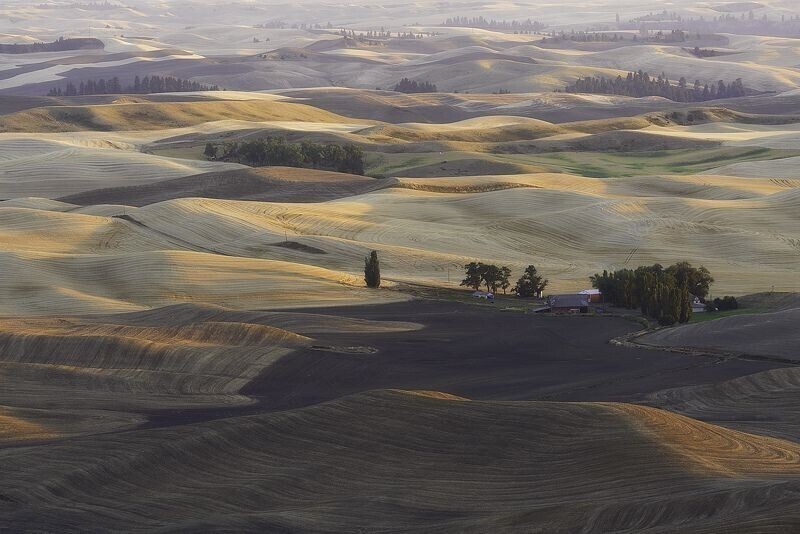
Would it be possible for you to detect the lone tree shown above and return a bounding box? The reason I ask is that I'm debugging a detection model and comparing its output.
[364,250,381,288]
[203,143,217,160]
[515,265,548,297]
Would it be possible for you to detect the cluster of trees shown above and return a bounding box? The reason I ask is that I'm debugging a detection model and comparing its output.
[563,71,747,102]
[460,262,548,297]
[706,295,738,312]
[539,29,688,45]
[393,78,437,93]
[209,137,365,175]
[46,75,219,96]
[590,262,713,325]
[0,36,102,54]
[342,29,392,39]
[392,31,428,40]
[264,50,309,60]
[644,29,689,42]
[441,16,546,33]
[514,265,549,298]
[461,262,512,294]
[689,46,718,58]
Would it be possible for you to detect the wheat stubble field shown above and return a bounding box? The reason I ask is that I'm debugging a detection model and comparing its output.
[1,0,800,531]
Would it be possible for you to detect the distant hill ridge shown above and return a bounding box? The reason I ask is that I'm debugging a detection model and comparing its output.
[0,36,103,54]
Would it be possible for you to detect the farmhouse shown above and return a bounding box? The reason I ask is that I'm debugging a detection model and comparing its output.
[547,294,590,313]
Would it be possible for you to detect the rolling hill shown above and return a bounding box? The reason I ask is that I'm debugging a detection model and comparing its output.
[1,2,799,530]
[2,390,800,531]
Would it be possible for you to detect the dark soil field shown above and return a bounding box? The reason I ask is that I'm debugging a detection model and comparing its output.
[136,299,778,428]
[4,298,799,532]
[60,166,391,206]
[246,299,776,405]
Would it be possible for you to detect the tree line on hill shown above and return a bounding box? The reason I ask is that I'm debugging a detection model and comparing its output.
[207,137,365,175]
[540,31,628,44]
[47,75,220,96]
[537,29,689,45]
[38,1,122,9]
[460,262,548,297]
[393,78,437,93]
[0,36,103,54]
[637,29,690,42]
[622,10,800,37]
[628,10,687,23]
[688,46,718,58]
[338,29,432,40]
[254,21,357,31]
[440,16,546,33]
[562,70,747,102]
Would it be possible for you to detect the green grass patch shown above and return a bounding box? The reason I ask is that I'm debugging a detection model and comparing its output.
[365,152,443,176]
[362,146,800,179]
[689,308,764,323]
[494,147,800,177]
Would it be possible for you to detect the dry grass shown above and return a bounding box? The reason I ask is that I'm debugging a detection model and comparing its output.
[0,249,406,316]
[109,175,798,296]
[0,144,242,198]
[0,100,357,133]
[0,302,421,443]
[361,116,565,143]
[2,169,796,317]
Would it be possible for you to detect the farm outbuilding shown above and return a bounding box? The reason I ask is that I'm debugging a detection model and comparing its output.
[547,294,590,313]
[579,289,603,303]
[692,296,707,313]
